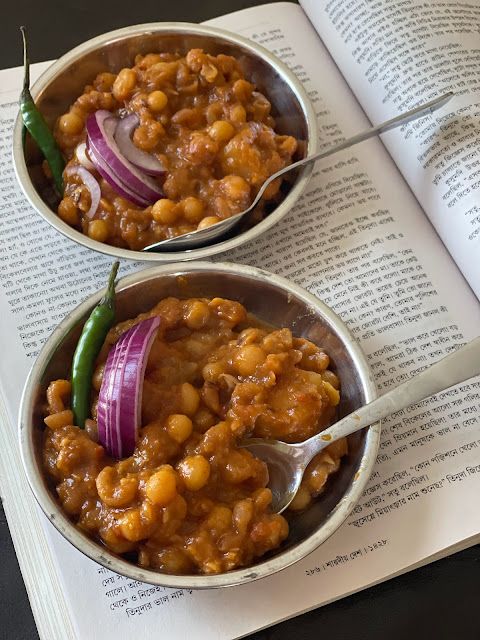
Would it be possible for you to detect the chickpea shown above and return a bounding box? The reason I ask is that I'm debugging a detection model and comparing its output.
[58,112,84,135]
[323,380,340,406]
[147,90,168,112]
[152,199,177,224]
[133,121,165,151]
[166,414,193,443]
[182,197,204,224]
[234,344,266,376]
[209,120,235,143]
[305,462,329,495]
[46,379,71,413]
[44,409,74,430]
[206,505,232,534]
[193,408,216,432]
[118,508,145,542]
[202,361,224,382]
[99,197,114,214]
[289,484,312,511]
[58,197,79,225]
[96,467,138,507]
[322,369,340,389]
[112,68,137,101]
[179,382,200,415]
[232,79,253,101]
[88,219,109,243]
[178,455,210,491]
[205,102,223,124]
[145,465,178,506]
[229,104,246,124]
[221,175,250,201]
[197,216,220,230]
[232,498,254,534]
[185,300,210,329]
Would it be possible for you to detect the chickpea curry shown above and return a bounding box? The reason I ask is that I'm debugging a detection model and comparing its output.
[43,297,347,575]
[53,49,298,250]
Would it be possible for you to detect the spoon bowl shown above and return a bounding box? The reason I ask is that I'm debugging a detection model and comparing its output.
[244,335,480,514]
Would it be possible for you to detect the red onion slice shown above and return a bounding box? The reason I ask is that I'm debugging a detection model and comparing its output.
[86,111,164,204]
[64,165,100,219]
[75,142,95,171]
[114,114,166,176]
[97,316,161,458]
[87,140,150,208]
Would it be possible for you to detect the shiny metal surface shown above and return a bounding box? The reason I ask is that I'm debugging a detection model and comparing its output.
[12,23,317,262]
[245,332,480,514]
[146,91,454,252]
[19,262,380,588]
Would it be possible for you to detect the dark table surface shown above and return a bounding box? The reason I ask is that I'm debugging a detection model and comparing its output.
[2,1,479,638]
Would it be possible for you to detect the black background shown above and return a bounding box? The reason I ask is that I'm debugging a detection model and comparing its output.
[2,1,479,638]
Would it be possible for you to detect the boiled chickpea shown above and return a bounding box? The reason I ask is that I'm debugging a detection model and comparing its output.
[289,485,312,511]
[197,216,220,230]
[145,465,178,506]
[209,120,235,143]
[133,121,165,151]
[88,219,109,243]
[221,175,250,201]
[166,414,193,443]
[152,199,177,224]
[58,197,79,225]
[44,409,74,430]
[147,90,168,112]
[323,380,340,406]
[182,197,204,224]
[179,382,200,415]
[185,300,210,329]
[112,68,137,101]
[229,104,246,124]
[58,112,83,135]
[202,361,224,382]
[234,344,266,376]
[118,508,145,542]
[193,408,216,432]
[178,455,210,491]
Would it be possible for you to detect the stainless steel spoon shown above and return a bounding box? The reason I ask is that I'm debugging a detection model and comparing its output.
[143,91,454,252]
[243,335,480,514]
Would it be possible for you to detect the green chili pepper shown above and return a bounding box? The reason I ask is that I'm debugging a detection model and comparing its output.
[71,261,120,428]
[19,26,65,194]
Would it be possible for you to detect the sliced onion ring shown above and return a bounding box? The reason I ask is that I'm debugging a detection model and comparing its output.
[97,315,161,458]
[75,142,95,171]
[114,114,166,176]
[65,165,100,219]
[86,110,164,204]
[87,139,150,208]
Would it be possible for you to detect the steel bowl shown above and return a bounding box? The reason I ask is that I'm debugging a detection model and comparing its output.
[19,262,380,588]
[12,23,317,262]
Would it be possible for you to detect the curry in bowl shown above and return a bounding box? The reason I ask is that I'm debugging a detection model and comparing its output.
[43,294,346,575]
[51,48,297,250]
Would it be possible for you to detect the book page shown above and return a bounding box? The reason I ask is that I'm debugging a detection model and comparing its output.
[0,4,479,639]
[301,0,480,299]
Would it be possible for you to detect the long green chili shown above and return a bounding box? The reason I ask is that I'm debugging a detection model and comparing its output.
[71,261,120,428]
[19,26,65,194]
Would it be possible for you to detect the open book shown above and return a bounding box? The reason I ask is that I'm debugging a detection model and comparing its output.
[1,1,479,638]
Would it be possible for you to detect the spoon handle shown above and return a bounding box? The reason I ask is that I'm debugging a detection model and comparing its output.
[254,91,454,204]
[301,335,480,461]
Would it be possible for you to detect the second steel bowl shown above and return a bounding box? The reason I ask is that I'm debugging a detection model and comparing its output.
[19,262,380,589]
[12,23,317,262]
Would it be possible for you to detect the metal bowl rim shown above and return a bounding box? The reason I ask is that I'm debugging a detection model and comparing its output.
[12,22,318,262]
[19,261,380,589]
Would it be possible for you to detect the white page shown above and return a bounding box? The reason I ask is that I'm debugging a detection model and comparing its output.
[301,0,480,299]
[0,4,480,639]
